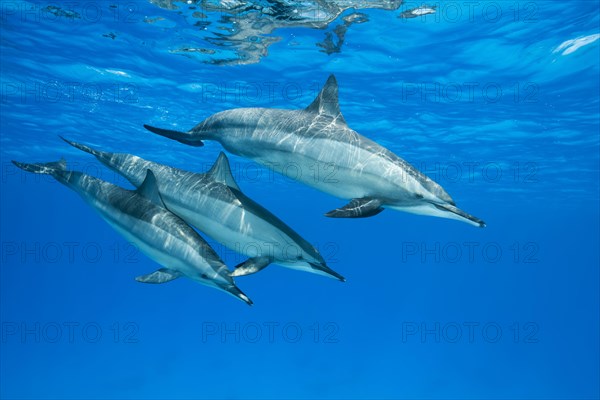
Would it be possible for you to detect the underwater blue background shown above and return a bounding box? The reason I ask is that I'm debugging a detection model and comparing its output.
[1,1,599,399]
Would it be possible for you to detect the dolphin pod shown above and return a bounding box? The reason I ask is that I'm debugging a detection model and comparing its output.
[60,137,345,282]
[14,74,486,305]
[145,74,485,227]
[12,158,253,305]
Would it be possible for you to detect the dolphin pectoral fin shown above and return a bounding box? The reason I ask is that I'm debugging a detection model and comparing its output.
[433,203,486,228]
[135,268,183,284]
[325,198,385,218]
[143,124,204,147]
[230,256,272,277]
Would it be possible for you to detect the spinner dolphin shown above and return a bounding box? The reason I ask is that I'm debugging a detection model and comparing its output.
[12,159,252,305]
[145,75,485,227]
[61,138,344,281]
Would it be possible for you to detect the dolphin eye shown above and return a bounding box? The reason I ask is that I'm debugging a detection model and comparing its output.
[415,194,424,199]
[201,273,209,279]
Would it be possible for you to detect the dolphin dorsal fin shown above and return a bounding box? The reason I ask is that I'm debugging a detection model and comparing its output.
[305,74,347,125]
[137,169,165,207]
[207,152,240,191]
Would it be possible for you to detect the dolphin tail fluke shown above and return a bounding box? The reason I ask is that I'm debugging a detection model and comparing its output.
[12,159,67,174]
[433,203,486,228]
[60,136,105,158]
[143,124,204,147]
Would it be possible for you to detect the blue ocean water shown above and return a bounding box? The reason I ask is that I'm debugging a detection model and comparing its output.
[1,0,599,399]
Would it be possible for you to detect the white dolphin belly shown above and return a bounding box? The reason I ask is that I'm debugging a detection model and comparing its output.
[246,139,425,202]
[94,204,213,278]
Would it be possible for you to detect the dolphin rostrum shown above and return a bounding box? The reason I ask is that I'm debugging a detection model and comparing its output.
[61,138,345,281]
[144,74,485,227]
[12,158,252,305]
